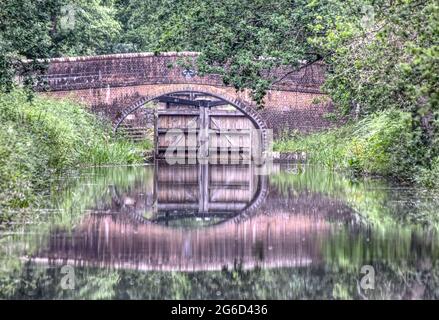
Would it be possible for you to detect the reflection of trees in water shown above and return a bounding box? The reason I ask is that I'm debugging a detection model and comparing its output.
[21,165,439,275]
[4,258,439,299]
[2,164,439,299]
[270,164,439,230]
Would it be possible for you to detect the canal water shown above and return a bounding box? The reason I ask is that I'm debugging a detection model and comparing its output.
[0,163,438,299]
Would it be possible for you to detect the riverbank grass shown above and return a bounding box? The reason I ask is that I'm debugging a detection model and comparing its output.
[0,89,146,209]
[274,110,434,184]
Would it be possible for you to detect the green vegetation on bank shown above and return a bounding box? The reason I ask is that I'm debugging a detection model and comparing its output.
[274,110,439,188]
[0,0,437,187]
[0,89,145,211]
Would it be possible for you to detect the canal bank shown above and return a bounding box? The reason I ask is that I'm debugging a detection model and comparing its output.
[274,110,439,188]
[0,90,145,216]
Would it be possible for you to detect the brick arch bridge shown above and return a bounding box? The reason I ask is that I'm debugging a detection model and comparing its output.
[39,52,333,137]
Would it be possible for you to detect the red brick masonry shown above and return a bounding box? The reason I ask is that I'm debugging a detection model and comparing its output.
[38,52,335,135]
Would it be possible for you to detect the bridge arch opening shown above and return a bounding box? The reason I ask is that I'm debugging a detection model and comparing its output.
[113,89,269,163]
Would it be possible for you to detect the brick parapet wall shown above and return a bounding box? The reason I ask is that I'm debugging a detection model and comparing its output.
[38,52,333,136]
[40,51,324,94]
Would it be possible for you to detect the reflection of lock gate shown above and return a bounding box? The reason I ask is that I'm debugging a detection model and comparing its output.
[153,162,264,218]
[154,92,262,163]
[105,163,269,225]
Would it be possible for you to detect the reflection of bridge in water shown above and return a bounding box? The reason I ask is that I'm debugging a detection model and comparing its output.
[30,163,354,271]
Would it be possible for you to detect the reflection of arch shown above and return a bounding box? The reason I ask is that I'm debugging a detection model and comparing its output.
[33,212,329,272]
[31,189,356,272]
[30,165,358,273]
[126,177,269,227]
[232,175,269,223]
[113,88,269,154]
[112,163,269,227]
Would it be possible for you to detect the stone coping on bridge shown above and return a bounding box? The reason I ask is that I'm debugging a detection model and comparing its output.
[25,51,200,63]
[26,50,325,67]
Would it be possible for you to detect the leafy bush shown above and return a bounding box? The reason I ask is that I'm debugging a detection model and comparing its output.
[344,111,416,176]
[416,157,439,188]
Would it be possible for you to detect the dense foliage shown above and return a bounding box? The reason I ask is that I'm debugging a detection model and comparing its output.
[275,109,439,187]
[2,1,436,107]
[115,0,325,103]
[314,0,439,174]
[0,0,121,90]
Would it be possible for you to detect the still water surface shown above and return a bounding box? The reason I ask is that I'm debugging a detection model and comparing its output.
[1,162,438,299]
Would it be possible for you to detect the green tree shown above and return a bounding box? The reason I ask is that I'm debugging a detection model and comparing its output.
[311,0,439,166]
[0,0,121,90]
[0,0,58,90]
[115,0,327,103]
[52,0,121,56]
